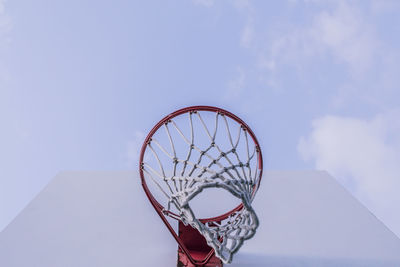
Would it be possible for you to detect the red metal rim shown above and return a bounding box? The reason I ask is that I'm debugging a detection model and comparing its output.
[139,106,263,265]
[139,106,263,222]
[139,105,263,220]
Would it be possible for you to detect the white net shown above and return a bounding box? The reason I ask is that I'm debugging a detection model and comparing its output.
[141,109,262,264]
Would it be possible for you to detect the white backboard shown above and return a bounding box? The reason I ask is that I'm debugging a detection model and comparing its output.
[0,171,399,266]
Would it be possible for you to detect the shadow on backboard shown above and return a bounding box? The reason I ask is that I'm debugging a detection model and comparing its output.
[229,252,398,267]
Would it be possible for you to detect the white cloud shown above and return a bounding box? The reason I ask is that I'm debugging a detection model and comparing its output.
[311,2,377,75]
[0,0,11,46]
[236,0,255,48]
[240,21,254,48]
[266,1,377,78]
[126,131,145,168]
[225,66,246,99]
[224,0,400,117]
[192,0,216,8]
[370,0,400,14]
[229,1,386,96]
[298,110,400,237]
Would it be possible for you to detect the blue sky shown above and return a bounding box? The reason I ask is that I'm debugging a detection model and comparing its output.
[1,0,400,237]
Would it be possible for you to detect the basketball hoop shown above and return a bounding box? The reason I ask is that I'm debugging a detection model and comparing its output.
[139,106,263,266]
